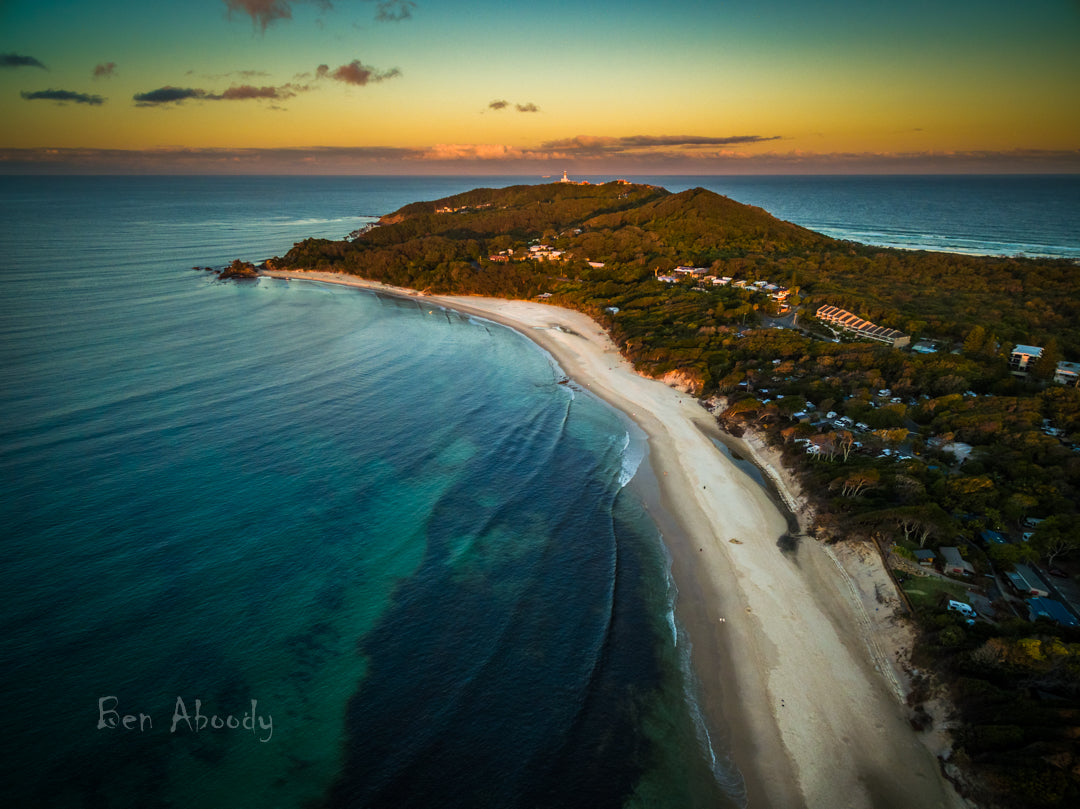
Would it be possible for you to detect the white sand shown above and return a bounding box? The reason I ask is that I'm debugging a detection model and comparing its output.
[264,271,965,809]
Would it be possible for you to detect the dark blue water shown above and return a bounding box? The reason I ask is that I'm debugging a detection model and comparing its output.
[644,174,1080,259]
[2,174,1076,808]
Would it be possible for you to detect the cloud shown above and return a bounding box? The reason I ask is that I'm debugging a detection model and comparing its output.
[619,135,781,148]
[422,143,526,161]
[133,82,308,105]
[370,0,415,22]
[316,59,401,85]
[134,86,208,105]
[541,134,781,154]
[225,0,410,29]
[218,83,301,99]
[488,99,541,113]
[2,53,47,69]
[223,0,296,30]
[20,89,105,106]
[0,145,423,174]
[3,146,1078,176]
[93,62,116,78]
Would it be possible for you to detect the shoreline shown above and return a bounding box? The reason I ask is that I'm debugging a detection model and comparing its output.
[263,270,963,809]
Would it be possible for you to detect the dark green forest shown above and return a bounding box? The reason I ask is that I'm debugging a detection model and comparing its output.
[266,181,1080,808]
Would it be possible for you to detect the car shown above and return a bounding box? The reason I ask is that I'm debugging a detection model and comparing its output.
[947,599,977,618]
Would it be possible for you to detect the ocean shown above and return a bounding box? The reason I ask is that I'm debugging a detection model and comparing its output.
[2,174,1077,809]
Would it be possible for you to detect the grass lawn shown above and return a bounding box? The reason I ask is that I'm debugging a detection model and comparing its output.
[901,575,971,612]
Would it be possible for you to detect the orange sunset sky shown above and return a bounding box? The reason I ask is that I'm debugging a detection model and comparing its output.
[2,0,1078,174]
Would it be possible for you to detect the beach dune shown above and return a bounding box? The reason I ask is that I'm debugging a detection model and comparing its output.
[265,271,964,809]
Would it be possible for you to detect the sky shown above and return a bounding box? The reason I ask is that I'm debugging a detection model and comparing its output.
[1,0,1078,174]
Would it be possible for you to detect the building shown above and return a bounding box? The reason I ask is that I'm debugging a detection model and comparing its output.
[1055,360,1080,386]
[1009,344,1043,377]
[1006,564,1051,598]
[1027,597,1079,628]
[914,549,936,566]
[939,546,975,576]
[815,305,910,348]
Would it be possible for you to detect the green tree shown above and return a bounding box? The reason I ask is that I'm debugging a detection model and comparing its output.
[963,325,987,358]
[1030,338,1061,381]
[1029,515,1080,566]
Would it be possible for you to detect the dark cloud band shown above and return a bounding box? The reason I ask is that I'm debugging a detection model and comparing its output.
[540,134,781,153]
[21,89,105,105]
[134,86,207,105]
[2,53,47,69]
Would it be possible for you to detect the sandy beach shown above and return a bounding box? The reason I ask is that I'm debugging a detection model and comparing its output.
[264,270,964,809]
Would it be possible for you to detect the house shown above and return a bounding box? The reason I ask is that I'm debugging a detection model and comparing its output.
[940,546,975,576]
[1054,361,1080,386]
[1007,564,1051,598]
[1009,344,1043,377]
[979,529,1008,545]
[914,549,936,566]
[1027,597,1079,628]
[488,255,509,263]
[815,305,910,348]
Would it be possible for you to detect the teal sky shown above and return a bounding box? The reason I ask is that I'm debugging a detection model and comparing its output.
[1,0,1078,173]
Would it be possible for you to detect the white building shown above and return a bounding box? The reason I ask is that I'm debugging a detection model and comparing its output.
[1054,360,1080,386]
[1009,344,1043,376]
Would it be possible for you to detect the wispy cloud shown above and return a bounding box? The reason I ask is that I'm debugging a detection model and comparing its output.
[2,53,47,69]
[21,89,105,106]
[218,83,303,99]
[540,134,781,154]
[369,0,416,22]
[3,145,1076,176]
[422,143,526,161]
[134,82,307,105]
[224,0,412,30]
[0,145,422,174]
[93,62,116,78]
[488,99,541,113]
[134,86,208,106]
[224,0,298,30]
[316,59,401,85]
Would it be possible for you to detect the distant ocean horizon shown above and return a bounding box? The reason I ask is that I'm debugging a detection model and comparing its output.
[2,173,1077,808]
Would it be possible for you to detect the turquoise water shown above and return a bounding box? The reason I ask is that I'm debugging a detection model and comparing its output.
[0,177,729,808]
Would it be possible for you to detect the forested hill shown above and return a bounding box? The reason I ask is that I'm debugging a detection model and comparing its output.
[272,180,1080,371]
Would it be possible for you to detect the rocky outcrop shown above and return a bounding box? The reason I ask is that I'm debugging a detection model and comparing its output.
[218,259,259,280]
